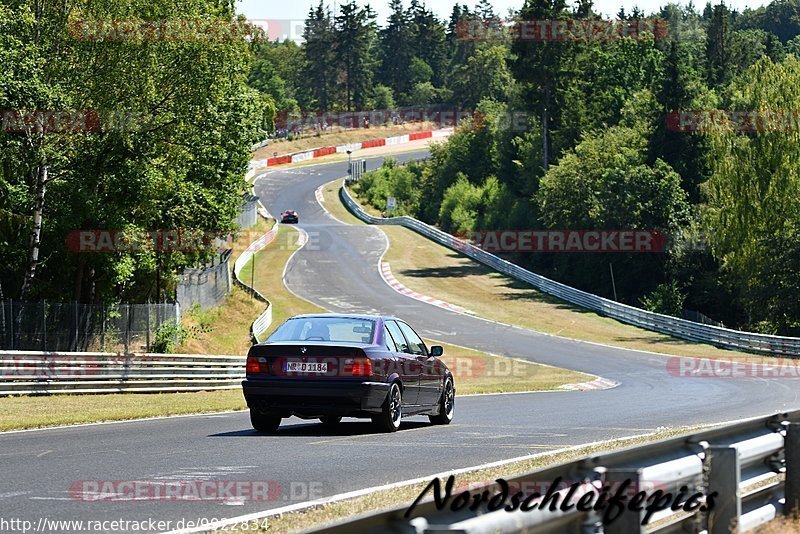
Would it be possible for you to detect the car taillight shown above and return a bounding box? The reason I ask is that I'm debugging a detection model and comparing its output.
[343,357,372,377]
[246,356,269,375]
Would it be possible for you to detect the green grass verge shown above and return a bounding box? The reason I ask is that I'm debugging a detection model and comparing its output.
[0,390,246,432]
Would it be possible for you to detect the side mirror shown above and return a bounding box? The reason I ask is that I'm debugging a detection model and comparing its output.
[430,346,444,357]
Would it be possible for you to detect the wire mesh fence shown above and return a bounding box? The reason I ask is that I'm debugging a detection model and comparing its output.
[0,300,179,353]
[176,250,232,312]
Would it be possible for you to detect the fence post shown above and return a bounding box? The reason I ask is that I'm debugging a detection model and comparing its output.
[41,300,47,352]
[0,298,4,349]
[8,299,11,350]
[146,301,151,352]
[73,300,79,352]
[785,423,800,516]
[9,299,13,350]
[124,303,130,354]
[707,446,740,534]
[100,303,106,352]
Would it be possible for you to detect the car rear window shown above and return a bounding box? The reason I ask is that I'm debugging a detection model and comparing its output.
[268,317,376,344]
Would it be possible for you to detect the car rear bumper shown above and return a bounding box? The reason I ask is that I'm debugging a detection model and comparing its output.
[242,378,390,418]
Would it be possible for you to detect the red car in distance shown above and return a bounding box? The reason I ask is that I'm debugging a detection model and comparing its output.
[280,210,299,224]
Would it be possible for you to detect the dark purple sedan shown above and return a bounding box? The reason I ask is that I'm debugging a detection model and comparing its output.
[242,314,455,433]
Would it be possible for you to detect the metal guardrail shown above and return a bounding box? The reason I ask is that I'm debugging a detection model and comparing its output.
[233,224,279,343]
[312,411,800,534]
[0,351,244,395]
[340,186,800,357]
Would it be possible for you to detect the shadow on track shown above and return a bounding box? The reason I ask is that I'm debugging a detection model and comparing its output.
[209,420,432,438]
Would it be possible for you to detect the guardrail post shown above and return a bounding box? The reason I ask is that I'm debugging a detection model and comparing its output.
[785,423,800,516]
[707,446,741,534]
[602,468,645,534]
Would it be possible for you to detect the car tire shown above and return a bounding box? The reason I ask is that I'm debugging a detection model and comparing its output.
[319,416,342,426]
[429,377,455,425]
[250,410,281,433]
[373,382,402,433]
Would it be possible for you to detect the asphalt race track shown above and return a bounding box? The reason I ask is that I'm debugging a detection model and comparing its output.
[2,151,799,532]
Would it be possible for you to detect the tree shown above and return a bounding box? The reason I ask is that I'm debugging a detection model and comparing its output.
[447,4,473,65]
[737,0,800,43]
[702,56,800,333]
[558,37,664,152]
[409,1,448,87]
[371,84,396,110]
[253,40,305,108]
[536,126,689,300]
[511,0,571,171]
[1,0,269,304]
[649,40,709,202]
[0,4,47,298]
[303,2,337,111]
[334,2,378,110]
[706,3,734,86]
[451,45,514,107]
[249,53,292,111]
[408,57,434,86]
[475,0,496,19]
[377,0,414,99]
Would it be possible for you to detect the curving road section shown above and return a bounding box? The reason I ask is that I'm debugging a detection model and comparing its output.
[1,151,799,532]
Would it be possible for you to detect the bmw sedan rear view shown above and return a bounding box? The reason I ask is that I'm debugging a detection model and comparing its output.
[242,314,455,433]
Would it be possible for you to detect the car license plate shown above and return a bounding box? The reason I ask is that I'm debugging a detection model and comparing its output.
[285,361,328,373]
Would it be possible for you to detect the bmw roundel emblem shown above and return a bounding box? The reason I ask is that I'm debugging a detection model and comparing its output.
[300,347,307,354]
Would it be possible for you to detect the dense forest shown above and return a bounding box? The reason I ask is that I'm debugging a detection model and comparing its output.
[0,0,271,305]
[266,0,799,335]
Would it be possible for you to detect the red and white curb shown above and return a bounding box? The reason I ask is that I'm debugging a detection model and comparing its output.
[560,377,619,391]
[250,128,454,174]
[380,262,474,315]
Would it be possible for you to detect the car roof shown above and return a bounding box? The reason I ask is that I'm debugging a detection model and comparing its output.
[288,313,401,322]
